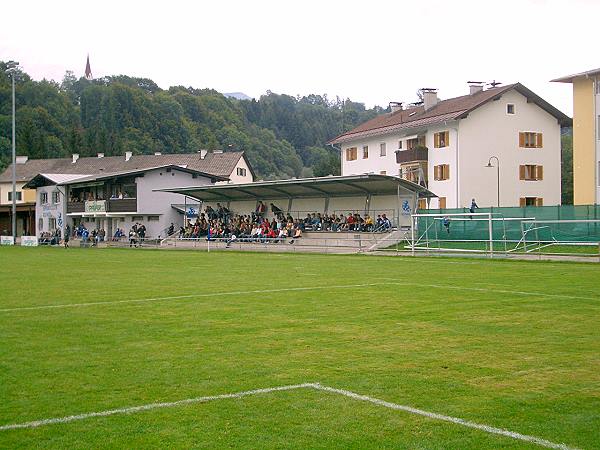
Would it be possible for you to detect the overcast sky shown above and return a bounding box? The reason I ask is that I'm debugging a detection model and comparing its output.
[1,0,597,116]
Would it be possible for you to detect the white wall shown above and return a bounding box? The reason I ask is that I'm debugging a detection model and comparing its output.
[341,135,401,177]
[222,156,254,184]
[458,90,562,207]
[34,185,66,235]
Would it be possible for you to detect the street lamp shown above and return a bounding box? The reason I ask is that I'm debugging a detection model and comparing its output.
[485,156,500,207]
[5,61,19,242]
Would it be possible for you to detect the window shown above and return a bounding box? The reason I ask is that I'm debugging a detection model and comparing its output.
[147,215,160,221]
[8,191,22,201]
[434,131,449,148]
[236,167,247,177]
[519,132,543,148]
[438,197,446,209]
[52,191,60,204]
[49,217,57,230]
[406,135,425,150]
[38,218,43,231]
[520,197,543,207]
[345,147,357,161]
[434,164,450,181]
[40,192,48,204]
[380,143,386,156]
[398,140,402,150]
[380,170,387,175]
[519,164,543,181]
[507,104,515,114]
[132,216,144,222]
[363,146,369,159]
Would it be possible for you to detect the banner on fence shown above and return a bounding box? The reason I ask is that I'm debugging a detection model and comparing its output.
[1,236,14,246]
[20,236,38,247]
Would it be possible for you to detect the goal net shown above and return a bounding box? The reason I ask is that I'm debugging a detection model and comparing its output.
[517,219,600,252]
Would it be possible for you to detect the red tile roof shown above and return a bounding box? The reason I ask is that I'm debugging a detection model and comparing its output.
[329,83,570,144]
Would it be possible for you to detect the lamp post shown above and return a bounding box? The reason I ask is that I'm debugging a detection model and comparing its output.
[5,61,19,242]
[486,156,500,207]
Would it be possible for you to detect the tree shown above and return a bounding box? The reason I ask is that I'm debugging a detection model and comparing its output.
[561,131,573,205]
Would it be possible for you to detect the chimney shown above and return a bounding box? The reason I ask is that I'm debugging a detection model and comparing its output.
[213,149,223,154]
[72,154,79,164]
[468,81,484,95]
[389,101,403,113]
[97,153,104,158]
[15,156,28,164]
[422,88,438,110]
[125,151,132,162]
[199,149,208,159]
[154,152,162,156]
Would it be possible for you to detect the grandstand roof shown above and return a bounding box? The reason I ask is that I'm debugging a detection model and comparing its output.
[157,174,436,202]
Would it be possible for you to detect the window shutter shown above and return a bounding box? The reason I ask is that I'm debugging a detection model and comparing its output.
[536,198,544,206]
[536,165,543,180]
[519,197,526,207]
[445,164,450,180]
[519,132,525,147]
[434,133,440,148]
[536,133,543,148]
[519,165,525,180]
[434,165,440,181]
[444,131,449,146]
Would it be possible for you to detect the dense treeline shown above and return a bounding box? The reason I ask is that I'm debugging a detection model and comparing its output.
[0,62,384,179]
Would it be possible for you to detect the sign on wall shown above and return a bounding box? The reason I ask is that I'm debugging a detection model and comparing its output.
[85,200,106,213]
[1,236,14,246]
[20,236,38,247]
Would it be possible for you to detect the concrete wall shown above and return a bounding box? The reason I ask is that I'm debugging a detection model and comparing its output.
[0,181,34,205]
[458,89,562,207]
[35,185,66,235]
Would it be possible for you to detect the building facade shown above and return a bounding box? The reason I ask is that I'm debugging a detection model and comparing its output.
[552,68,600,205]
[27,166,223,239]
[0,150,254,237]
[330,83,571,209]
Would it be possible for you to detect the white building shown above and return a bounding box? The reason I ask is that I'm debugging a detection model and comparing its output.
[329,83,571,208]
[25,165,226,239]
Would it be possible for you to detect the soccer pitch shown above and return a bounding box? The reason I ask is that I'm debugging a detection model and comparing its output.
[1,248,599,449]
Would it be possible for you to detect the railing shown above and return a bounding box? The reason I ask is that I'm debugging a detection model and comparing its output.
[66,199,137,214]
[67,202,85,213]
[396,147,428,164]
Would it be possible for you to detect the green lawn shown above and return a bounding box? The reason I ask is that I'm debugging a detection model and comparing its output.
[0,247,599,449]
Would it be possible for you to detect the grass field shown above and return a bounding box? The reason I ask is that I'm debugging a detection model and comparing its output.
[1,247,599,449]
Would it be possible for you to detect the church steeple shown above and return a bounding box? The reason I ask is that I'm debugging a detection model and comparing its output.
[85,54,93,80]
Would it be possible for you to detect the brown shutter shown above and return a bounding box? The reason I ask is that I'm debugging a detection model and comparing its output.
[439,197,446,209]
[445,164,450,180]
[536,133,543,148]
[519,132,525,147]
[536,198,544,206]
[435,165,441,181]
[519,197,526,207]
[434,133,440,148]
[444,131,449,147]
[519,165,525,180]
[434,165,438,181]
[536,165,543,180]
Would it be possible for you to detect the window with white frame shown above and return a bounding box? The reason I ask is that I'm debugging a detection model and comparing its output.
[40,192,48,204]
[236,167,247,177]
[49,217,57,230]
[362,146,369,159]
[52,191,60,204]
[38,218,43,231]
[380,143,386,156]
[8,191,22,201]
[507,104,515,115]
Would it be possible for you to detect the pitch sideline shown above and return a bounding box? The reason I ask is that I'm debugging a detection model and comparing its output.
[0,382,578,450]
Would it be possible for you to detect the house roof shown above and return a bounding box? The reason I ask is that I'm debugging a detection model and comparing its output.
[24,165,228,189]
[329,83,571,145]
[0,151,252,183]
[157,173,436,202]
[551,68,600,83]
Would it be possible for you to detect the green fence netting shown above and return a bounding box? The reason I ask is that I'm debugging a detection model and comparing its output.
[416,205,600,244]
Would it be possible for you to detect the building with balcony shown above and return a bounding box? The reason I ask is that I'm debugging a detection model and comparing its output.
[0,150,254,237]
[329,83,571,208]
[552,68,600,205]
[25,165,227,239]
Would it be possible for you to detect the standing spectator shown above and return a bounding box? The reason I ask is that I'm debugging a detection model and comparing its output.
[470,198,479,219]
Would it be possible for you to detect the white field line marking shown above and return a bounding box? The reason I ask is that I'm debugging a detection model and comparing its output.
[312,384,578,450]
[0,383,314,431]
[1,281,598,314]
[0,382,578,450]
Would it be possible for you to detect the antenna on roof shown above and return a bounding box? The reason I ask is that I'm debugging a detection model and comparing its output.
[467,81,484,85]
[488,80,502,88]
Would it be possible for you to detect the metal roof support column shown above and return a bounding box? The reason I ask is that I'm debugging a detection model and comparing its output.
[287,197,293,216]
[397,183,401,229]
[364,194,371,217]
[324,196,330,215]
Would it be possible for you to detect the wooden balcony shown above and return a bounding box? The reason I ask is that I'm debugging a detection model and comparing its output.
[395,147,428,164]
[107,198,137,212]
[66,202,85,213]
